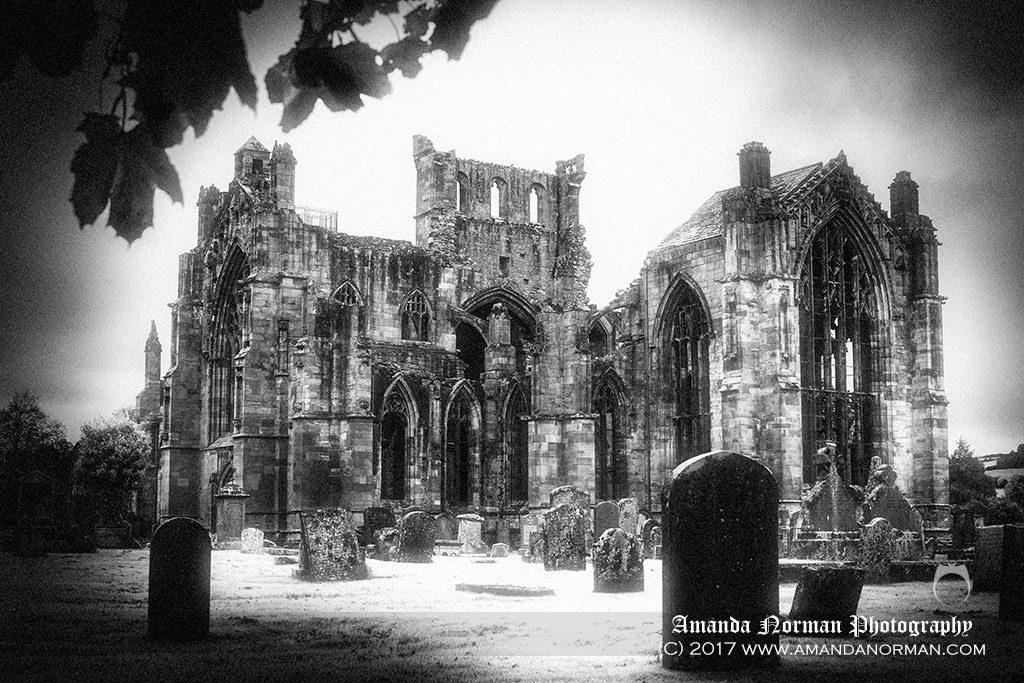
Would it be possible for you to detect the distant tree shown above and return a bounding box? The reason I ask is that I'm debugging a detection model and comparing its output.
[1005,474,1024,510]
[949,437,995,506]
[995,444,1024,469]
[971,496,1024,526]
[3,1,500,242]
[75,411,149,526]
[0,393,75,526]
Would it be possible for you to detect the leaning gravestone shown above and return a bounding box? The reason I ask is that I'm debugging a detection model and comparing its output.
[594,501,620,539]
[543,503,587,571]
[396,511,437,563]
[789,565,865,635]
[663,451,779,670]
[618,498,639,536]
[435,512,457,541]
[240,527,264,554]
[148,517,211,640]
[298,508,367,581]
[593,528,644,593]
[458,513,485,554]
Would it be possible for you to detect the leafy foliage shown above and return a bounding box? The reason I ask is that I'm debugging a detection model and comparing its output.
[948,437,995,505]
[1005,474,1024,510]
[76,412,149,524]
[56,0,499,242]
[994,444,1024,469]
[0,393,74,481]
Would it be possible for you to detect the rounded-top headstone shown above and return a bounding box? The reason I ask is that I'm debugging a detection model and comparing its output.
[148,517,211,640]
[662,451,779,670]
[397,510,438,563]
[594,500,620,539]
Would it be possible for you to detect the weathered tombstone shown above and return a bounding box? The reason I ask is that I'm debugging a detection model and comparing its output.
[542,503,587,571]
[212,483,249,541]
[362,506,397,546]
[148,517,211,640]
[298,508,367,581]
[663,451,779,670]
[490,542,510,558]
[640,519,657,558]
[950,508,976,555]
[458,513,485,554]
[802,463,863,532]
[593,528,644,593]
[637,510,651,535]
[649,524,662,559]
[859,517,899,582]
[240,527,264,554]
[999,524,1024,621]
[865,484,925,534]
[396,511,437,563]
[523,530,545,563]
[549,485,590,511]
[789,566,865,635]
[434,512,457,541]
[594,501,620,540]
[618,498,639,536]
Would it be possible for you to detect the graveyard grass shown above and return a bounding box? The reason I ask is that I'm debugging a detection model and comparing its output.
[4,551,1023,681]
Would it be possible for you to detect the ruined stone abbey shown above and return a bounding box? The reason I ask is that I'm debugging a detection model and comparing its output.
[136,135,949,542]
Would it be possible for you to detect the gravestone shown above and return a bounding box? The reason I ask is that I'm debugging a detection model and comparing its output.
[974,525,1004,591]
[435,512,457,541]
[593,528,644,593]
[212,483,249,541]
[864,484,925,534]
[362,506,397,546]
[950,508,976,555]
[373,527,399,560]
[649,524,663,559]
[549,485,590,511]
[458,513,485,554]
[490,542,510,558]
[396,511,437,563]
[789,566,865,635]
[803,463,863,532]
[542,503,587,571]
[618,498,639,536]
[640,519,657,558]
[298,508,367,581]
[523,530,545,564]
[663,451,779,670]
[240,527,264,554]
[148,517,211,640]
[999,524,1024,621]
[637,510,651,535]
[594,501,620,540]
[859,517,905,582]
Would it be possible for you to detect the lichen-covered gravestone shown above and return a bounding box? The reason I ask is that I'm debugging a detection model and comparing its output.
[148,517,211,640]
[458,513,485,554]
[550,485,590,511]
[396,511,437,563]
[298,508,367,581]
[490,542,510,558]
[362,506,397,546]
[543,503,587,571]
[240,527,264,554]
[618,498,639,536]
[859,517,918,582]
[594,501,620,540]
[789,565,865,635]
[663,451,779,670]
[593,528,644,593]
[435,512,457,541]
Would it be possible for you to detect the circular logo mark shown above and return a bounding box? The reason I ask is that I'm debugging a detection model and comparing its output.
[932,563,972,606]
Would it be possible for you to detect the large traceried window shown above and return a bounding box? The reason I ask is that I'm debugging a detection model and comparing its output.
[209,246,249,441]
[666,282,711,463]
[799,223,879,486]
[401,290,430,341]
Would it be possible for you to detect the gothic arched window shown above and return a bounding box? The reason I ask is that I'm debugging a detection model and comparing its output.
[209,246,249,441]
[445,391,474,508]
[666,282,711,463]
[333,281,362,306]
[401,290,430,341]
[799,224,879,485]
[380,396,408,501]
[456,172,469,212]
[506,387,529,503]
[490,178,508,219]
[528,184,544,223]
[593,377,623,500]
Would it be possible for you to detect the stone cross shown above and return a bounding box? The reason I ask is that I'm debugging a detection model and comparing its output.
[148,517,211,640]
[662,451,779,670]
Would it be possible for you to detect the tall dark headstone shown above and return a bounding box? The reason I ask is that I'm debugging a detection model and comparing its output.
[594,501,620,539]
[543,503,587,571]
[789,566,865,635]
[148,517,211,640]
[396,511,437,563]
[593,528,644,593]
[999,524,1024,621]
[662,451,779,670]
[361,506,397,546]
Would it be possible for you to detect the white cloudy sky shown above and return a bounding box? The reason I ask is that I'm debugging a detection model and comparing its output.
[1,0,1022,455]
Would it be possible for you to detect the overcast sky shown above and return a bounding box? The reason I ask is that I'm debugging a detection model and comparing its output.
[1,0,1022,455]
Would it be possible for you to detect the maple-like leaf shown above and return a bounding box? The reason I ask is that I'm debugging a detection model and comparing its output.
[0,0,99,80]
[404,4,433,39]
[431,0,500,59]
[380,36,430,78]
[122,1,261,147]
[70,115,183,243]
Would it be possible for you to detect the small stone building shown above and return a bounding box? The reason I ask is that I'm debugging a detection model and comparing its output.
[146,136,949,541]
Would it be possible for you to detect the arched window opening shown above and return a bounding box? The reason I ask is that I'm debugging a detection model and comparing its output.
[401,290,430,341]
[456,172,469,212]
[455,322,486,381]
[528,185,543,223]
[666,282,711,463]
[333,281,361,306]
[506,388,529,503]
[209,249,249,441]
[380,402,407,501]
[490,178,508,219]
[589,324,609,358]
[445,394,474,508]
[799,226,879,486]
[593,379,621,500]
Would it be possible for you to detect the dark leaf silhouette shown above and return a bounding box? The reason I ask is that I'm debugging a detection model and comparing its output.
[0,0,99,80]
[70,116,183,243]
[121,1,261,147]
[404,4,432,38]
[431,0,500,59]
[380,36,430,78]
